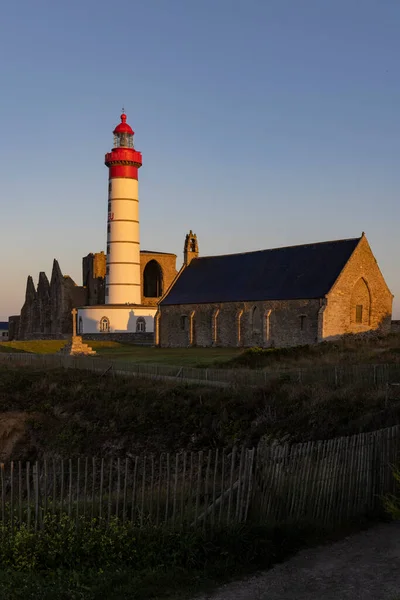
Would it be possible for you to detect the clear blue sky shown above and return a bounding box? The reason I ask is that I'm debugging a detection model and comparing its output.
[1,0,399,320]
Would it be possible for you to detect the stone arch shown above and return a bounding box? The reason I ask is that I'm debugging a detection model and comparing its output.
[143,260,163,298]
[100,316,110,333]
[264,309,272,346]
[189,310,196,346]
[350,278,371,325]
[236,309,244,346]
[212,308,220,346]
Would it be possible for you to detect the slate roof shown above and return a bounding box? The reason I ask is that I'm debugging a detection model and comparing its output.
[160,237,361,305]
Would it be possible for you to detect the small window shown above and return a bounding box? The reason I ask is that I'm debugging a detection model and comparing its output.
[108,202,111,212]
[108,182,112,193]
[180,315,188,331]
[356,305,363,323]
[107,245,110,255]
[107,224,111,234]
[300,315,306,331]
[136,317,146,333]
[106,266,109,275]
[100,316,110,332]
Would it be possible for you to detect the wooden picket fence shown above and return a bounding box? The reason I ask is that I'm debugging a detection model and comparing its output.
[0,448,255,531]
[254,424,400,525]
[0,424,399,531]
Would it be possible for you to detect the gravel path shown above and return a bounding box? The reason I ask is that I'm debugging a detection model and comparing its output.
[194,522,400,600]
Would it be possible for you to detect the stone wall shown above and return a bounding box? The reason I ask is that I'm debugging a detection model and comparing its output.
[82,252,106,306]
[140,252,177,307]
[8,316,19,341]
[15,260,88,340]
[322,235,393,340]
[159,299,321,348]
[391,321,400,334]
[82,332,154,345]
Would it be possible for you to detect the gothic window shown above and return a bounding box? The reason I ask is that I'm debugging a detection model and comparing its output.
[300,315,306,331]
[78,317,83,334]
[190,238,196,252]
[100,316,110,332]
[180,315,188,331]
[251,306,261,333]
[351,278,371,325]
[136,317,146,333]
[356,305,363,323]
[143,260,163,297]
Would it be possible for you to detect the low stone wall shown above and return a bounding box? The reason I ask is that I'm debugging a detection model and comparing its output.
[82,332,154,345]
[391,321,400,334]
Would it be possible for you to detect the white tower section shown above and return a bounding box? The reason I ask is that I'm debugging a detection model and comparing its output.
[104,113,143,305]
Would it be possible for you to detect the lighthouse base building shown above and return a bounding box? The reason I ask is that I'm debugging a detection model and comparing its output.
[78,251,177,336]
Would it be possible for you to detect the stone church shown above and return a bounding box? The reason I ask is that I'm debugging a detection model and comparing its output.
[9,230,393,347]
[157,232,393,347]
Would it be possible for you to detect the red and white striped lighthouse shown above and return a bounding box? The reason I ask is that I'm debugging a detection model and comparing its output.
[104,112,142,305]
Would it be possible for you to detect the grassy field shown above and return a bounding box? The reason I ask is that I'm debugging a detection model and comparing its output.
[0,340,242,366]
[2,332,400,370]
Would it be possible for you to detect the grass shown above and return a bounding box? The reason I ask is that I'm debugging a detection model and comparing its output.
[1,363,400,459]
[0,516,377,600]
[3,333,400,370]
[0,340,242,366]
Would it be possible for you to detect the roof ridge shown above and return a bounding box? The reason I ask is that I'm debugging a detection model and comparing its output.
[194,236,361,261]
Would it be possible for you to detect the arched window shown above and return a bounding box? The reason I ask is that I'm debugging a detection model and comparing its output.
[350,278,371,325]
[136,317,146,332]
[251,306,261,333]
[143,260,163,298]
[100,316,110,333]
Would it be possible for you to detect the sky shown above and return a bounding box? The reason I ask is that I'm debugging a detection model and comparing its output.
[0,0,399,320]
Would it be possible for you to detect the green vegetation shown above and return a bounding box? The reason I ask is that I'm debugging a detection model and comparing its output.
[0,364,399,459]
[0,340,241,366]
[384,465,400,521]
[222,333,400,370]
[2,332,400,370]
[0,514,365,600]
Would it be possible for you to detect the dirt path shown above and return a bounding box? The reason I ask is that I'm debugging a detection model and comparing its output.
[194,522,400,600]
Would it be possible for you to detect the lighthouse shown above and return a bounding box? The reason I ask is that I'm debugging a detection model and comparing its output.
[77,112,172,336]
[105,112,142,305]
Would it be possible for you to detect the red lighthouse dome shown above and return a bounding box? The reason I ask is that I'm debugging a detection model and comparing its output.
[113,113,134,135]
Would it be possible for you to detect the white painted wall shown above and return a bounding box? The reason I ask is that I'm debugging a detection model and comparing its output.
[77,306,157,334]
[106,177,141,305]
